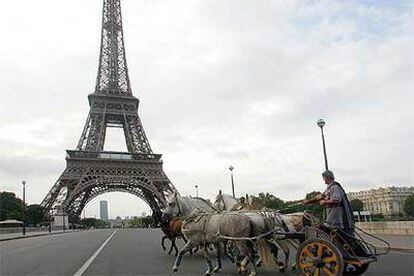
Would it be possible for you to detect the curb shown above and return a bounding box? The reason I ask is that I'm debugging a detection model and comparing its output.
[387,247,414,253]
[0,231,80,242]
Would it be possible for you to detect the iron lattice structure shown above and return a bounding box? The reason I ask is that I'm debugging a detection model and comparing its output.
[41,0,177,223]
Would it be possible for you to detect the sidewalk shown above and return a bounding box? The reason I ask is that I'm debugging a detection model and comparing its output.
[375,234,413,251]
[0,229,79,242]
[359,232,414,252]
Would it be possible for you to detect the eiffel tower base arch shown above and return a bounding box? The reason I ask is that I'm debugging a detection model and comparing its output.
[41,151,176,224]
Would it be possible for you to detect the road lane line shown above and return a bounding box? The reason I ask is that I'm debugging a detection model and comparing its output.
[73,229,118,276]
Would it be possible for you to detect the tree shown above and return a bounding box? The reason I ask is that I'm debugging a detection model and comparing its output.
[79,218,109,229]
[304,191,324,217]
[403,194,414,217]
[257,192,284,210]
[0,192,25,221]
[351,199,364,212]
[26,204,45,226]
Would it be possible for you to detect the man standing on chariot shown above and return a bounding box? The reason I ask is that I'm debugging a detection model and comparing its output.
[303,170,355,235]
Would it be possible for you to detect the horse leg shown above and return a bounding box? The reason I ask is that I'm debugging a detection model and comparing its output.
[213,243,222,273]
[237,241,257,276]
[247,242,258,276]
[173,240,194,272]
[237,241,250,274]
[182,235,193,255]
[278,241,290,272]
[161,235,167,251]
[168,237,175,255]
[173,238,180,257]
[203,244,214,275]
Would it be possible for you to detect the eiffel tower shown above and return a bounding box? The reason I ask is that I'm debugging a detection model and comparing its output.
[41,0,177,223]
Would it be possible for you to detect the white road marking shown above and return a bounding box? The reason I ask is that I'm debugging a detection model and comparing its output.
[73,229,118,276]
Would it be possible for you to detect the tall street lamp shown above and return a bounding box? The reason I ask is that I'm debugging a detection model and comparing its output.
[229,166,235,198]
[195,185,198,197]
[22,180,26,235]
[317,119,329,170]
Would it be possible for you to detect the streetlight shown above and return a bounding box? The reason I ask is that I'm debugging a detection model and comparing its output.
[195,185,198,197]
[317,119,329,170]
[229,166,235,198]
[22,180,26,235]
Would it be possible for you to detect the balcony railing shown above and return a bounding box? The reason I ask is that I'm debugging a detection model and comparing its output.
[66,150,161,161]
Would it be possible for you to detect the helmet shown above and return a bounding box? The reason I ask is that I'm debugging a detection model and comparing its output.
[322,170,335,179]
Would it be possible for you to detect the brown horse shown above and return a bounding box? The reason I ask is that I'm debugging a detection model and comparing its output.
[161,216,186,256]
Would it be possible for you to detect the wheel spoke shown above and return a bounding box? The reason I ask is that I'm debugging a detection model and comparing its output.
[301,262,314,270]
[317,244,324,258]
[323,255,337,263]
[302,247,315,258]
[322,266,335,276]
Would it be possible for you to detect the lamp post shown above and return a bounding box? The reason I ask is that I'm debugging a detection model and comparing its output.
[22,180,26,235]
[62,206,66,233]
[229,166,235,198]
[317,119,329,170]
[48,209,52,233]
[195,185,198,197]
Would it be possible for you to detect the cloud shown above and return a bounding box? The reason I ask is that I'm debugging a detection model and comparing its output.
[0,0,412,217]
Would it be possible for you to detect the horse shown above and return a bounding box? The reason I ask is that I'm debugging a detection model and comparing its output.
[161,193,215,257]
[213,191,264,211]
[259,211,305,271]
[213,192,282,272]
[163,193,216,218]
[173,211,276,276]
[160,216,187,256]
[213,192,304,272]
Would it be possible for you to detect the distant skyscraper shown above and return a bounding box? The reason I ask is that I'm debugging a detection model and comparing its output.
[100,200,108,221]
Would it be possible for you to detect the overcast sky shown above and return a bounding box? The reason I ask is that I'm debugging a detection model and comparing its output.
[1,0,413,219]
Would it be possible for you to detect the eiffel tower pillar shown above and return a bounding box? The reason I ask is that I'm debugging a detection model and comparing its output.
[41,0,177,224]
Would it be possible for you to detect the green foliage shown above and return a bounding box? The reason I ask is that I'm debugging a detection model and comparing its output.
[129,217,141,227]
[254,191,324,218]
[403,194,414,217]
[257,192,284,209]
[80,218,109,229]
[304,191,324,217]
[26,204,45,226]
[350,199,364,212]
[0,192,25,221]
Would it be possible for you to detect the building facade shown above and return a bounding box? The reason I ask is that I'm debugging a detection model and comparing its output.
[348,186,413,216]
[99,200,108,221]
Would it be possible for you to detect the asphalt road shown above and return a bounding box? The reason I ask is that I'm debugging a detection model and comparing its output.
[0,229,413,276]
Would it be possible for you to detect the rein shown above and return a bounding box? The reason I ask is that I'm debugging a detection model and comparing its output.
[216,229,274,241]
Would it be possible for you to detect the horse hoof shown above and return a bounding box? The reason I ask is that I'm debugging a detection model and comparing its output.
[279,267,285,273]
[291,264,297,271]
[213,267,220,273]
[172,267,178,273]
[205,271,212,276]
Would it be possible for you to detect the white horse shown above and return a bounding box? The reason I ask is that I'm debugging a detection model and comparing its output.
[213,190,241,211]
[213,191,304,272]
[163,193,215,218]
[174,211,276,276]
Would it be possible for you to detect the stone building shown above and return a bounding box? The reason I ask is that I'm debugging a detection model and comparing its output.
[348,186,413,216]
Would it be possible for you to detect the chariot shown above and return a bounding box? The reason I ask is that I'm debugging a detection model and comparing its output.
[291,212,390,275]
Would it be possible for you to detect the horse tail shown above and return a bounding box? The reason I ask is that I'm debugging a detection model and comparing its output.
[257,238,278,268]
